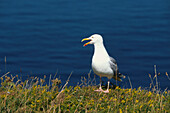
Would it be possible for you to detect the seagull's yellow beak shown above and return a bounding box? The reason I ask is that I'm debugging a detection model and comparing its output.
[81,38,91,47]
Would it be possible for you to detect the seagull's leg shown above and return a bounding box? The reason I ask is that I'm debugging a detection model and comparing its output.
[103,80,110,93]
[99,76,102,90]
[94,76,103,92]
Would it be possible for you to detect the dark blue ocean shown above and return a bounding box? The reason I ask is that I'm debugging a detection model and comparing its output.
[0,0,170,90]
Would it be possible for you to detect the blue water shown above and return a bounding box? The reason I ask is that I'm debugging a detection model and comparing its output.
[0,0,170,89]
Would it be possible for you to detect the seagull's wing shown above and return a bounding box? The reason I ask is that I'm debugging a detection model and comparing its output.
[109,56,125,81]
[109,56,118,74]
[109,56,117,65]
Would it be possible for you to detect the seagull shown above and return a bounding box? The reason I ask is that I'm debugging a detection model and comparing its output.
[81,34,125,93]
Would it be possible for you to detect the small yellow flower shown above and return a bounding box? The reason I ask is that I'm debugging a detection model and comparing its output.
[36,100,40,103]
[67,104,70,107]
[99,98,102,101]
[42,89,46,93]
[1,94,6,98]
[47,91,51,95]
[113,98,117,101]
[148,91,152,97]
[140,105,143,109]
[74,86,80,90]
[135,100,139,103]
[31,104,36,108]
[121,100,125,103]
[149,104,153,107]
[31,104,34,108]
[119,108,122,113]
[164,91,167,94]
[64,88,70,92]
[91,99,94,102]
[107,105,110,109]
[115,86,119,89]
[66,95,71,99]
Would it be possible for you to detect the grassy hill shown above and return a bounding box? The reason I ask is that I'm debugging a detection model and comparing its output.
[0,73,169,113]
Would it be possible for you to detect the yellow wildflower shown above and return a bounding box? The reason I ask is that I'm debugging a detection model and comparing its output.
[115,86,119,89]
[121,100,125,103]
[113,98,117,101]
[135,99,139,103]
[119,108,122,113]
[107,105,110,109]
[91,99,94,102]
[31,104,36,108]
[47,91,51,95]
[149,104,153,107]
[42,89,46,93]
[31,104,34,108]
[74,86,80,90]
[140,105,143,109]
[36,100,40,103]
[148,91,152,97]
[1,94,6,98]
[64,88,69,92]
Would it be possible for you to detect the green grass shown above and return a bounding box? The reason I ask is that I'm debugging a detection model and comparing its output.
[0,73,169,113]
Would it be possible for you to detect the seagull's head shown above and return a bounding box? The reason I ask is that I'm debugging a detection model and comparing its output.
[81,34,103,47]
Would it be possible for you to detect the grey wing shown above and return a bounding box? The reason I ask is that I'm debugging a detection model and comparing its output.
[109,56,125,81]
[109,56,118,75]
[109,56,117,65]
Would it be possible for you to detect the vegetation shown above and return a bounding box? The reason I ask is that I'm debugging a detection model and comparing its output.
[0,71,169,113]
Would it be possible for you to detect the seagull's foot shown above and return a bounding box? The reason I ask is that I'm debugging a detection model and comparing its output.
[94,88,103,92]
[103,90,109,93]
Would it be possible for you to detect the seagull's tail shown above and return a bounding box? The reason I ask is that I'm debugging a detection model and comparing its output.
[113,73,126,81]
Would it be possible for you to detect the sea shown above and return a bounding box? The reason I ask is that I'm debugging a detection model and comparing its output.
[0,0,170,90]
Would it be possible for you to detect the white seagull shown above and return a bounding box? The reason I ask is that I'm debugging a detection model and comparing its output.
[81,34,125,93]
